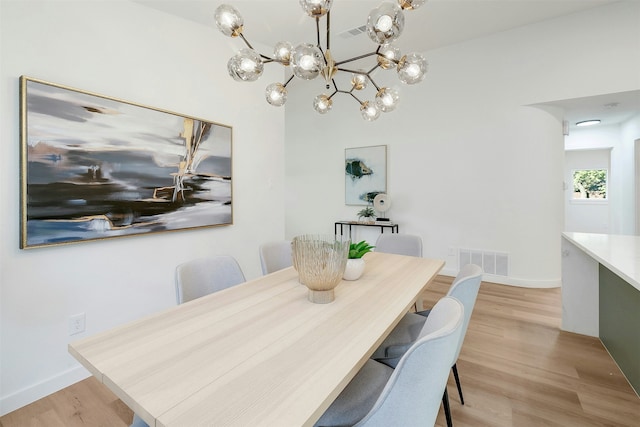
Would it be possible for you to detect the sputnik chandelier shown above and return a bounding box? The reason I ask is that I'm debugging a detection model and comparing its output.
[214,0,428,121]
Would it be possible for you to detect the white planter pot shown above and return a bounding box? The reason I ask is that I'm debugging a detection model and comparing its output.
[343,258,366,281]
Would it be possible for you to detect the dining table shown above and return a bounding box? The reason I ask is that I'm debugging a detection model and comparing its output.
[69,251,444,427]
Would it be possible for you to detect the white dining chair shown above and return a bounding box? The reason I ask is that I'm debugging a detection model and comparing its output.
[371,263,483,427]
[129,257,248,425]
[374,233,422,257]
[129,414,148,427]
[175,255,246,304]
[419,264,483,406]
[314,296,464,427]
[129,255,245,427]
[375,233,424,309]
[258,240,292,275]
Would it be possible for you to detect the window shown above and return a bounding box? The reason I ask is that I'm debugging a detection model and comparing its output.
[572,169,608,200]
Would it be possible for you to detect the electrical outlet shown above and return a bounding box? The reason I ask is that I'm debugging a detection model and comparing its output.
[69,313,86,336]
[447,247,457,257]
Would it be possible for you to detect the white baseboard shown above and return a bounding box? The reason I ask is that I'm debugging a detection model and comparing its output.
[439,267,560,288]
[0,365,90,416]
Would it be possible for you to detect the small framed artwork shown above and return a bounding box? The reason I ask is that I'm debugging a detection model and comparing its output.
[20,76,233,249]
[345,145,387,205]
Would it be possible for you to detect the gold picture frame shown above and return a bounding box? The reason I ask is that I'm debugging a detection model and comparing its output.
[345,145,387,206]
[20,76,233,249]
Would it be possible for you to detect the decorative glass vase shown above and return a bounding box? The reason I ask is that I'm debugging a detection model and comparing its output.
[292,234,350,303]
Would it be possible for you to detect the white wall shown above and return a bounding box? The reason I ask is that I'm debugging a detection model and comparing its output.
[2,0,639,416]
[620,115,640,234]
[0,0,285,415]
[564,148,612,233]
[565,114,640,235]
[285,1,640,286]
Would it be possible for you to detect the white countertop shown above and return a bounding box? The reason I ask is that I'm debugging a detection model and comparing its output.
[562,232,640,292]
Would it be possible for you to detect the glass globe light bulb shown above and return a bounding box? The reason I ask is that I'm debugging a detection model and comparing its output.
[398,0,427,10]
[377,15,393,32]
[397,52,428,84]
[299,0,333,17]
[214,4,244,37]
[265,83,288,107]
[377,44,401,70]
[366,3,405,44]
[360,101,381,121]
[273,41,293,65]
[351,72,368,90]
[300,56,314,69]
[375,87,400,112]
[227,48,263,82]
[313,94,333,114]
[290,44,323,80]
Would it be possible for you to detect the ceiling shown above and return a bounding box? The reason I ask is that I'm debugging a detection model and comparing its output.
[134,0,619,56]
[540,90,640,132]
[133,0,638,130]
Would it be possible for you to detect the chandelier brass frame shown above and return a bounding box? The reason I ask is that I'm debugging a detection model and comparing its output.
[214,0,428,121]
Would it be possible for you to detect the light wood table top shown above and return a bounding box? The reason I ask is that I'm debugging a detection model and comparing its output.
[69,252,444,427]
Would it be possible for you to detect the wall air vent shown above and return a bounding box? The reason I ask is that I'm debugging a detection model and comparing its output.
[339,25,367,39]
[459,248,509,277]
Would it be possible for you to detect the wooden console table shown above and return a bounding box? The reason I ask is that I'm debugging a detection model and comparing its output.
[335,221,398,236]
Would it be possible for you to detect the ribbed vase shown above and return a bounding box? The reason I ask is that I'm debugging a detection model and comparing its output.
[292,234,350,303]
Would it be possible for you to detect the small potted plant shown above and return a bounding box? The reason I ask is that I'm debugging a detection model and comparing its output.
[357,206,376,224]
[343,240,375,281]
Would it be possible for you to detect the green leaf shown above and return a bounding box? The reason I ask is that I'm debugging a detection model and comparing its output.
[348,240,375,258]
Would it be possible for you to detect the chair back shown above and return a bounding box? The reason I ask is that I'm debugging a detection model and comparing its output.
[259,240,293,275]
[447,263,483,361]
[374,234,422,257]
[175,256,246,304]
[356,297,464,427]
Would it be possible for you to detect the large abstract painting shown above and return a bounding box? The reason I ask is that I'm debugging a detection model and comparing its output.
[345,145,387,205]
[20,76,233,249]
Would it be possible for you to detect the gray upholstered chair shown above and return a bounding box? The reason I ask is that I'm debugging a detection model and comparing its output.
[375,233,424,309]
[129,414,148,427]
[130,256,246,426]
[371,263,483,427]
[314,296,464,427]
[259,240,293,275]
[374,233,423,257]
[175,256,246,304]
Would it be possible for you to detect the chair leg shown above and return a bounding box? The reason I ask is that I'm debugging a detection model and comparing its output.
[442,387,453,427]
[452,363,464,405]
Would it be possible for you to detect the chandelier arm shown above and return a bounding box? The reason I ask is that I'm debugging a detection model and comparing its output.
[316,17,322,49]
[339,67,366,74]
[283,75,295,88]
[326,11,331,51]
[368,75,381,92]
[349,92,365,105]
[238,33,255,50]
[314,17,329,65]
[335,51,378,66]
[367,63,381,74]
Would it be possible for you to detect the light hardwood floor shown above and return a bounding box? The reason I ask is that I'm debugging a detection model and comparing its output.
[1,277,638,427]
